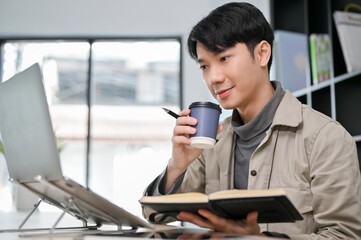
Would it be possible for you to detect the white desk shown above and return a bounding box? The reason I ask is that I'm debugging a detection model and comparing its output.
[0,211,275,240]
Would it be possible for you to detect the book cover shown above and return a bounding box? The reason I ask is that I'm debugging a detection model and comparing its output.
[333,11,361,73]
[309,34,332,84]
[273,30,309,92]
[140,189,303,224]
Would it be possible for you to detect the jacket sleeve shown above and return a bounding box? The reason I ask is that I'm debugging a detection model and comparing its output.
[141,155,207,223]
[177,154,207,194]
[291,122,361,239]
[143,167,184,196]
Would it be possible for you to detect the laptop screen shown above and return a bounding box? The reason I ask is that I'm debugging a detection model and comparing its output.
[0,63,63,183]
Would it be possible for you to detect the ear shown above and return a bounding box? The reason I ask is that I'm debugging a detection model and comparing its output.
[255,40,271,68]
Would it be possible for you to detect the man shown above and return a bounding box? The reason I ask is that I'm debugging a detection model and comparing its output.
[142,2,361,239]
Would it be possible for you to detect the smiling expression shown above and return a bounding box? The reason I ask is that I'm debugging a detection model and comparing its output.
[196,41,273,119]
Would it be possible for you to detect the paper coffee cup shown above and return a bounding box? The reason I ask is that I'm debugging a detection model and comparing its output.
[189,101,222,149]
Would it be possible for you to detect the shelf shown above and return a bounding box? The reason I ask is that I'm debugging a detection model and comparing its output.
[292,80,332,98]
[335,78,361,136]
[292,69,361,98]
[311,87,331,117]
[272,0,361,166]
[334,69,361,84]
[292,80,331,98]
[292,88,309,98]
[311,80,331,92]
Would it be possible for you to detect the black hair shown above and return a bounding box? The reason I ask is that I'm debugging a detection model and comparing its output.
[187,2,274,72]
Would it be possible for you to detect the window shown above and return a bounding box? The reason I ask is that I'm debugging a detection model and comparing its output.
[1,41,90,186]
[0,38,181,218]
[90,40,181,216]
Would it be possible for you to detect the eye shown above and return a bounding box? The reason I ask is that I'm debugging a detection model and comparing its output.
[220,56,229,62]
[199,65,208,70]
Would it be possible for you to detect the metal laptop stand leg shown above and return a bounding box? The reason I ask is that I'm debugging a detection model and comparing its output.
[17,198,42,230]
[0,178,100,234]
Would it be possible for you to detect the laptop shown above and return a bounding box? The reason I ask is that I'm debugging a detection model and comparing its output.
[0,63,153,230]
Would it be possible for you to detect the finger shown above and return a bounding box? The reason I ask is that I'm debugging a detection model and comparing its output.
[177,211,214,229]
[173,125,196,136]
[198,209,230,232]
[198,209,224,223]
[217,124,223,134]
[176,233,193,240]
[197,209,216,219]
[244,211,261,235]
[246,211,258,225]
[176,116,197,126]
[172,135,192,145]
[198,210,255,234]
[178,233,208,240]
[179,108,191,117]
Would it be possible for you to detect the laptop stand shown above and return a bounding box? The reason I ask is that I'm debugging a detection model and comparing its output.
[0,198,99,233]
[0,177,101,234]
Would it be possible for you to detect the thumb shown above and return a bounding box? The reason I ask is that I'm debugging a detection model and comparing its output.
[217,124,223,134]
[246,211,258,224]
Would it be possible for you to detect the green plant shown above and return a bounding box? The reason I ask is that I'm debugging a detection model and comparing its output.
[56,137,66,154]
[0,139,3,155]
[0,138,64,155]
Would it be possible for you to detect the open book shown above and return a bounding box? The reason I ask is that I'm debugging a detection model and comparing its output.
[140,189,303,223]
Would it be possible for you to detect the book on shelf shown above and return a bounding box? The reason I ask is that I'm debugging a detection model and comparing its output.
[273,30,309,92]
[140,189,303,224]
[309,34,332,84]
[333,11,361,73]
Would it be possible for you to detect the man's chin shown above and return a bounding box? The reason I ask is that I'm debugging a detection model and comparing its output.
[217,100,235,110]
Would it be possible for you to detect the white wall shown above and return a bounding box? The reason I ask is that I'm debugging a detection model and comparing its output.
[0,0,270,107]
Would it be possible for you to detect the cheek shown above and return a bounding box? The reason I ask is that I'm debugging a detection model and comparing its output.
[201,73,212,91]
[205,81,216,97]
[230,62,254,85]
[202,81,217,100]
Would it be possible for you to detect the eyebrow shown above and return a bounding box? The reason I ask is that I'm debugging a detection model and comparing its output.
[197,49,226,63]
[197,58,205,64]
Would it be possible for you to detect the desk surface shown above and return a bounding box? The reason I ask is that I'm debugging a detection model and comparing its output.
[0,211,274,240]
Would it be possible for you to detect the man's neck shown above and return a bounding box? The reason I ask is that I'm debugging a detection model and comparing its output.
[237,81,275,124]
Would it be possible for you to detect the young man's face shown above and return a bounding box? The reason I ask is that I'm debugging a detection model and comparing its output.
[196,42,268,111]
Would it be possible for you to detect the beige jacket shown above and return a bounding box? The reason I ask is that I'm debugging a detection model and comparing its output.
[143,91,361,239]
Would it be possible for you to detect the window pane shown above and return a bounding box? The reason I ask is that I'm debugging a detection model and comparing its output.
[90,40,180,217]
[1,41,89,186]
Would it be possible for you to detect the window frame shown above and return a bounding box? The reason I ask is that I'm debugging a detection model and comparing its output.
[0,36,183,187]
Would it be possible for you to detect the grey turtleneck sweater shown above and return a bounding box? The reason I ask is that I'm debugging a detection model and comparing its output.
[231,81,285,189]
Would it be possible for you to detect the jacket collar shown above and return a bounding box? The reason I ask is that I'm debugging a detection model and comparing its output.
[215,117,235,157]
[216,90,302,140]
[271,91,302,128]
[213,90,302,155]
[216,117,233,141]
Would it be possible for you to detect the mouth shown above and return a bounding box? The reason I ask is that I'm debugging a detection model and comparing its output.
[215,86,233,99]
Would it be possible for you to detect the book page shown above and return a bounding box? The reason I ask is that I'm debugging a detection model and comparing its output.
[140,192,208,203]
[209,189,286,200]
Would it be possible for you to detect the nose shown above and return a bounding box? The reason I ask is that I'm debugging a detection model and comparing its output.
[208,65,224,85]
